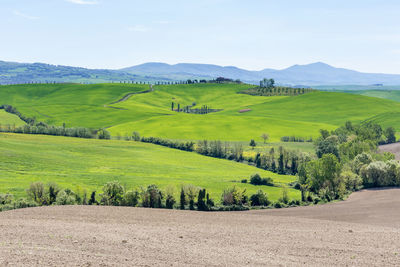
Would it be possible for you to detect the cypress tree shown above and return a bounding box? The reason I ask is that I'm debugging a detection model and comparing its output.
[278,153,284,174]
[180,188,185,210]
[197,189,207,211]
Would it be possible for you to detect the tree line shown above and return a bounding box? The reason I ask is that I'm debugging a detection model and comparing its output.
[171,102,222,114]
[0,105,111,139]
[240,86,314,96]
[0,179,297,212]
[297,121,400,203]
[280,136,313,142]
[136,135,307,176]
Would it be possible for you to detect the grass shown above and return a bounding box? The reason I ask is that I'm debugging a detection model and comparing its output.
[0,110,25,127]
[346,89,400,102]
[2,83,400,142]
[0,133,300,202]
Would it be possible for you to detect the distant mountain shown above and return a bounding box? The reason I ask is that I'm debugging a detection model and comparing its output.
[122,62,400,86]
[121,62,260,81]
[2,60,400,86]
[0,61,170,84]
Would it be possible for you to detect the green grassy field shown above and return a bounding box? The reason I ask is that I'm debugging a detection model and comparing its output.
[346,89,400,102]
[0,133,299,202]
[0,110,25,127]
[2,83,400,142]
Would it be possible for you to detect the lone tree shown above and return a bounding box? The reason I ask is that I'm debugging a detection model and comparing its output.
[249,139,256,150]
[261,133,269,144]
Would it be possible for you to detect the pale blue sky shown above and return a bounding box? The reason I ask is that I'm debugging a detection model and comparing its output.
[1,0,400,73]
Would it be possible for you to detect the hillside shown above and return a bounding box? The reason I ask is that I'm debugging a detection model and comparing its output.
[3,60,400,85]
[0,110,25,127]
[346,89,400,102]
[1,83,400,141]
[0,133,298,201]
[123,62,400,85]
[0,61,170,84]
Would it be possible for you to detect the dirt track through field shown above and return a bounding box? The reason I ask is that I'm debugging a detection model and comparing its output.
[1,188,400,266]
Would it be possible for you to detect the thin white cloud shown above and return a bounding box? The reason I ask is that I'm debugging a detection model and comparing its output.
[128,25,149,32]
[154,20,170,25]
[66,0,98,5]
[13,10,39,20]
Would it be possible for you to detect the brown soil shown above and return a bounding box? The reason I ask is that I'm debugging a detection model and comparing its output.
[1,188,400,266]
[379,142,400,160]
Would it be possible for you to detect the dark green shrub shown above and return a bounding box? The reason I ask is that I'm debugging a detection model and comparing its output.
[0,194,14,205]
[47,182,60,205]
[313,197,321,204]
[166,195,175,209]
[101,181,125,206]
[206,193,214,208]
[241,179,247,183]
[180,188,186,210]
[123,190,139,207]
[141,184,163,208]
[165,186,176,209]
[88,191,97,205]
[197,189,209,211]
[250,190,270,206]
[250,174,274,186]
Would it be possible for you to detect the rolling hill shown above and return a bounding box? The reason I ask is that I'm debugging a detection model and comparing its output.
[1,83,400,142]
[122,61,400,85]
[3,60,400,85]
[0,133,299,201]
[0,60,170,84]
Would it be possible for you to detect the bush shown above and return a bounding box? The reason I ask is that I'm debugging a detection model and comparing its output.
[56,189,77,205]
[123,190,139,207]
[184,184,199,210]
[141,184,163,208]
[47,182,60,205]
[221,186,247,206]
[250,174,274,186]
[0,193,14,205]
[241,179,247,183]
[165,186,176,209]
[340,169,362,191]
[180,188,186,210]
[250,190,270,206]
[26,182,46,205]
[101,181,125,206]
[13,198,37,209]
[88,191,97,205]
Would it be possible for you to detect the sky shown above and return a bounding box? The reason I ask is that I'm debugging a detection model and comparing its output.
[1,0,400,73]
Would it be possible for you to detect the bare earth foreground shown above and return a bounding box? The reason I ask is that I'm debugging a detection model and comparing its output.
[1,189,400,266]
